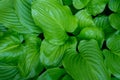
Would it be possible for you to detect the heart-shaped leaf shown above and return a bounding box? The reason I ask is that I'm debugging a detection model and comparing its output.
[63,39,110,80]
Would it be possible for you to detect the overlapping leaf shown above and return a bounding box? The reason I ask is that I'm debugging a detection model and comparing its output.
[0,0,41,33]
[108,0,120,12]
[40,37,77,67]
[103,49,120,79]
[37,68,66,80]
[94,15,116,39]
[63,39,110,80]
[73,0,90,9]
[18,34,44,79]
[0,32,23,80]
[106,34,120,56]
[75,9,95,30]
[109,13,120,30]
[32,0,78,45]
[86,0,108,16]
[77,27,104,47]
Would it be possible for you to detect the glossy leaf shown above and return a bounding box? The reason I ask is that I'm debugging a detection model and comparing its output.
[63,39,110,80]
[94,15,116,39]
[32,0,78,45]
[106,34,120,56]
[37,68,65,80]
[77,27,104,47]
[73,0,90,9]
[103,49,120,79]
[109,13,120,30]
[0,63,18,80]
[108,0,120,12]
[18,34,44,79]
[86,0,107,16]
[75,9,95,30]
[40,37,77,67]
[0,0,41,33]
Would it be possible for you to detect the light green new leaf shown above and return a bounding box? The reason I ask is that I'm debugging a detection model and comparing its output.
[77,27,104,48]
[0,63,18,80]
[37,68,65,80]
[32,0,78,45]
[94,15,116,39]
[40,37,77,67]
[103,49,120,79]
[75,9,95,30]
[109,13,120,30]
[63,39,110,80]
[108,0,120,12]
[86,0,107,16]
[18,34,44,79]
[0,0,41,33]
[73,0,90,9]
[106,34,120,56]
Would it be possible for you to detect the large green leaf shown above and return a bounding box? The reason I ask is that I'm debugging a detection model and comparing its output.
[103,49,120,79]
[75,9,95,30]
[32,0,78,45]
[86,0,107,16]
[40,37,77,67]
[94,15,116,39]
[37,68,66,80]
[108,0,120,12]
[63,39,110,80]
[73,0,90,9]
[109,13,120,30]
[77,27,104,48]
[0,0,41,33]
[18,34,44,79]
[106,34,120,56]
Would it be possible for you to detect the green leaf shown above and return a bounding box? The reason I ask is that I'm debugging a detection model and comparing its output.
[0,63,18,80]
[62,0,72,5]
[0,32,23,80]
[0,32,24,64]
[75,9,95,30]
[108,0,120,12]
[111,77,120,80]
[32,0,78,45]
[109,13,120,30]
[86,0,107,16]
[77,27,104,48]
[63,39,110,80]
[0,0,41,33]
[18,34,44,79]
[73,0,90,9]
[61,75,73,80]
[37,68,66,80]
[103,49,120,79]
[0,0,13,10]
[94,15,116,39]
[106,34,120,56]
[40,37,77,67]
